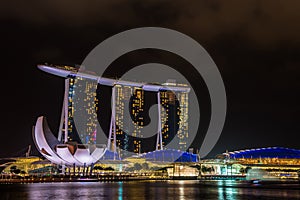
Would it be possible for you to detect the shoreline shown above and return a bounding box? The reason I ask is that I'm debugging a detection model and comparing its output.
[0,175,299,185]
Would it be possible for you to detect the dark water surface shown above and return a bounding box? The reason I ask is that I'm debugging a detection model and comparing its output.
[1,180,300,200]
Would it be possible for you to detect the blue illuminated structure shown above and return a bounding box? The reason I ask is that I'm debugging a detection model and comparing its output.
[139,149,198,162]
[224,147,300,159]
[100,150,121,160]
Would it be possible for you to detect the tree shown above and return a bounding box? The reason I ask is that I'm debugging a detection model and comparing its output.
[201,166,214,173]
[190,165,201,170]
[10,166,17,173]
[93,166,104,170]
[141,163,149,170]
[239,167,246,174]
[133,163,142,171]
[149,166,160,171]
[104,166,114,171]
[125,167,134,172]
[10,166,21,174]
[245,166,251,173]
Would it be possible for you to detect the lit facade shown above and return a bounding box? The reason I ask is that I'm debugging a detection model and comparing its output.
[33,116,106,166]
[65,77,99,144]
[199,147,300,179]
[223,147,300,159]
[115,86,144,154]
[112,84,189,157]
[36,64,191,163]
[160,90,189,151]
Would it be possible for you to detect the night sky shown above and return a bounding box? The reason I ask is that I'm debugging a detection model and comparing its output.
[0,0,299,158]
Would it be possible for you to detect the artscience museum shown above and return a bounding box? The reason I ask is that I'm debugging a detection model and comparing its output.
[33,116,106,166]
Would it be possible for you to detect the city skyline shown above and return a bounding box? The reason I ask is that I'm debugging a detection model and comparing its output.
[38,64,191,158]
[0,1,300,158]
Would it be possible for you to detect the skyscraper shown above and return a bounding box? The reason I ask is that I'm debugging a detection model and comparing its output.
[112,83,189,157]
[40,64,189,158]
[61,78,189,157]
[61,77,99,145]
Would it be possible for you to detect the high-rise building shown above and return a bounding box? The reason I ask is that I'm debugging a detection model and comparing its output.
[45,65,188,157]
[115,86,145,155]
[62,78,188,156]
[38,64,190,161]
[62,77,99,145]
[160,90,189,151]
[112,83,189,157]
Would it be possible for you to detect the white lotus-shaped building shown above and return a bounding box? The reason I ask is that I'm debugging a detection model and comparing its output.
[33,116,106,166]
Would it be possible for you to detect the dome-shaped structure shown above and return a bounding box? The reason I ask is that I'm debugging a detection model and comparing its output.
[223,147,300,159]
[139,149,198,162]
[33,116,106,166]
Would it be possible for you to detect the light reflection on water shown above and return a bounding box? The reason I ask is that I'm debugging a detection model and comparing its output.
[0,180,300,200]
[118,182,123,200]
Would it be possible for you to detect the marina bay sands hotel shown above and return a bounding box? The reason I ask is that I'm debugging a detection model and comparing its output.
[37,64,190,159]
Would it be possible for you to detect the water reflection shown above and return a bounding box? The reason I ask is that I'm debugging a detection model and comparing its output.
[1,180,300,200]
[28,182,107,199]
[218,186,238,200]
[217,180,237,200]
[118,182,123,200]
[178,180,185,200]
